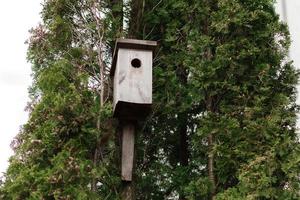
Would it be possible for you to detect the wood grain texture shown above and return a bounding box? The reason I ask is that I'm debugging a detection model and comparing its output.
[114,49,152,103]
[121,123,135,181]
[113,48,153,119]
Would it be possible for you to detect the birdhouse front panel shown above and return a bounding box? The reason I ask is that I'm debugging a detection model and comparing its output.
[111,38,157,119]
[113,48,153,110]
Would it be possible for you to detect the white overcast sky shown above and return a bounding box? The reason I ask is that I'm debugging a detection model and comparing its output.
[0,1,299,176]
[0,0,42,176]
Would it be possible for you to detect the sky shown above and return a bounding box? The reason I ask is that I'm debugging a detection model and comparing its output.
[0,1,299,177]
[0,1,42,176]
[276,0,300,73]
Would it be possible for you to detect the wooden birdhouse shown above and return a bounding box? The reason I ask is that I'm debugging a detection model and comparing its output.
[111,39,157,120]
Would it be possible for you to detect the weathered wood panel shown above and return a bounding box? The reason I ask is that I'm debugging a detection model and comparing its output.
[121,123,135,181]
[110,39,157,76]
[111,39,157,119]
[113,48,153,111]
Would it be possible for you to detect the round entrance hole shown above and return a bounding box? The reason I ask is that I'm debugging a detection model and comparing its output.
[131,58,142,68]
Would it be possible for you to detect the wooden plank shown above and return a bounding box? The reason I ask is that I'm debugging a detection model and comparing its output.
[116,38,157,51]
[121,123,135,181]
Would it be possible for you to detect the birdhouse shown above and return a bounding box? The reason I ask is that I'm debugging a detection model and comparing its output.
[111,39,157,120]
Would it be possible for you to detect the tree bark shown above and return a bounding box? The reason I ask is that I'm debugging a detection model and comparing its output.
[128,0,144,38]
[207,95,217,200]
[208,133,216,200]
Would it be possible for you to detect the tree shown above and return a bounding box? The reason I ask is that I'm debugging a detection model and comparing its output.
[1,0,299,199]
[130,0,300,199]
[1,0,123,199]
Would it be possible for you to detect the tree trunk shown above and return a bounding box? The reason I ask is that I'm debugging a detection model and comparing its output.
[177,64,189,200]
[179,114,188,200]
[128,0,144,38]
[208,133,216,200]
[204,83,217,200]
[122,181,135,200]
[179,115,189,167]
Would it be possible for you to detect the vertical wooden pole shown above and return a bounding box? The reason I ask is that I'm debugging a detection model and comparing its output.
[121,122,135,181]
[121,121,135,200]
[122,181,134,200]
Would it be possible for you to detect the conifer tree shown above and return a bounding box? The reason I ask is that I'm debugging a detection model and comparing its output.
[1,0,299,199]
[1,0,124,199]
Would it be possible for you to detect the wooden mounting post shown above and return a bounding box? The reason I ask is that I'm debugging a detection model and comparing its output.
[121,122,135,200]
[121,181,134,200]
[121,122,135,181]
[110,39,157,200]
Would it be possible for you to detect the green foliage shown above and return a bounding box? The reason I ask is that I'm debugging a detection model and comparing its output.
[1,0,300,199]
[1,0,122,199]
[135,0,300,199]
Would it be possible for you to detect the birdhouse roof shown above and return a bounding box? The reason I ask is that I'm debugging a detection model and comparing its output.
[110,39,157,77]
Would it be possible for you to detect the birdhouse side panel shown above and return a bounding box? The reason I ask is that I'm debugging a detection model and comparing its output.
[113,61,119,111]
[114,49,152,108]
